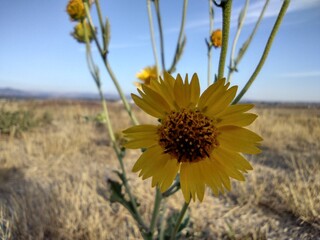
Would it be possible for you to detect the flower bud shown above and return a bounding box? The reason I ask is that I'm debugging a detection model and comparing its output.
[71,21,94,43]
[210,29,222,48]
[67,0,86,21]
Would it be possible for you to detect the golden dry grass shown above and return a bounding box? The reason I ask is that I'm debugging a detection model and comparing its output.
[0,99,319,239]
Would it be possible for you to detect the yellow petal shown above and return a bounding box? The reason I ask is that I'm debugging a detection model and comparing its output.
[218,126,263,154]
[193,162,205,202]
[205,85,238,117]
[214,147,253,171]
[198,78,227,111]
[140,85,171,113]
[199,161,219,195]
[189,74,200,108]
[140,153,169,180]
[132,94,164,119]
[123,125,158,149]
[216,104,254,118]
[123,124,157,134]
[212,149,246,181]
[216,113,258,127]
[159,158,179,192]
[132,145,163,172]
[150,74,176,110]
[180,163,191,203]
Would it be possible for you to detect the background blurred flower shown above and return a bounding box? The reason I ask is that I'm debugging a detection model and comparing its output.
[67,0,86,21]
[124,72,262,203]
[211,29,222,48]
[71,21,94,43]
[135,66,158,89]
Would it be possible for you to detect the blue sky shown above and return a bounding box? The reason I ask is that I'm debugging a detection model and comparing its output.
[0,0,320,102]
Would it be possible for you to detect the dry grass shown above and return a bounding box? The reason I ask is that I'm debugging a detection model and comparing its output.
[0,99,319,239]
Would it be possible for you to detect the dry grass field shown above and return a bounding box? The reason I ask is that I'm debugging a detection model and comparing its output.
[0,99,319,240]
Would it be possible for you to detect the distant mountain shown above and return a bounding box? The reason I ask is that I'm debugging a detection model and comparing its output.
[0,87,122,101]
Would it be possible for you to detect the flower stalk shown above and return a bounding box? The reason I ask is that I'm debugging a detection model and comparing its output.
[146,0,161,77]
[168,0,188,73]
[207,0,214,86]
[233,0,290,104]
[217,0,232,80]
[170,201,190,240]
[153,0,166,71]
[227,0,270,83]
[227,0,249,83]
[83,0,139,125]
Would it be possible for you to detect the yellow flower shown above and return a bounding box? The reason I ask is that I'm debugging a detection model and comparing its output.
[123,73,262,203]
[135,66,158,88]
[67,0,86,21]
[211,29,222,48]
[71,21,94,43]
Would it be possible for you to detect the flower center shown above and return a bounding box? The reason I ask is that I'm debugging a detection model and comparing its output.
[158,109,219,163]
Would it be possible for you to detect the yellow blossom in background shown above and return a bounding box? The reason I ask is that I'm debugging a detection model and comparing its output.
[211,29,222,48]
[135,66,158,89]
[67,0,86,21]
[123,72,262,203]
[71,21,94,43]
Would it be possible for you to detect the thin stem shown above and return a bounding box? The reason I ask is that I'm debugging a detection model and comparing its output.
[158,204,167,240]
[207,0,214,86]
[217,0,232,80]
[149,188,162,236]
[229,0,269,83]
[94,0,107,51]
[83,1,139,126]
[154,0,166,71]
[146,0,160,76]
[83,1,105,57]
[233,0,290,104]
[227,0,249,83]
[104,60,139,125]
[82,7,146,232]
[168,0,188,73]
[236,0,270,65]
[170,201,190,240]
[162,180,180,198]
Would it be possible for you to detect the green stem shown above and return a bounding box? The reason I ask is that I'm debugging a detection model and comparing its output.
[83,1,139,126]
[94,0,107,51]
[82,6,147,230]
[146,0,160,76]
[229,0,269,83]
[82,8,145,231]
[233,0,290,104]
[168,0,188,73]
[207,0,214,86]
[149,188,162,236]
[235,0,270,66]
[154,0,166,71]
[162,179,180,198]
[170,202,190,240]
[83,1,105,57]
[217,0,232,80]
[227,0,249,83]
[104,60,139,125]
[158,204,167,240]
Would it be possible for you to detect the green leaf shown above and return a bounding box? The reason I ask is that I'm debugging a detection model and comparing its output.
[104,17,111,50]
[107,173,140,219]
[161,210,190,239]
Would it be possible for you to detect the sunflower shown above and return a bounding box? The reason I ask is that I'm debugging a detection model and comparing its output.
[123,73,262,203]
[135,66,158,89]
